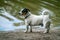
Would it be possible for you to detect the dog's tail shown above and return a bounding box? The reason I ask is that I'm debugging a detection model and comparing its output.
[40,8,54,17]
[41,9,48,15]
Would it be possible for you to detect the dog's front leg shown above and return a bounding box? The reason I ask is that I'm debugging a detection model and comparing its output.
[25,20,29,32]
[30,26,32,32]
[25,25,29,32]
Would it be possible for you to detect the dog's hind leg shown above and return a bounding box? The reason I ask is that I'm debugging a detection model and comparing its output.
[46,21,51,33]
[43,21,51,33]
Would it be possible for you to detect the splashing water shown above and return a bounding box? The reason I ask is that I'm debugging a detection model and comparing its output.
[0,10,26,31]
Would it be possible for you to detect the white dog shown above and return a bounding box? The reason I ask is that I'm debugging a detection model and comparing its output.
[18,8,51,33]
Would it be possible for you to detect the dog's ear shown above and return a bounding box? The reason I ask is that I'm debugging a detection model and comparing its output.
[22,8,30,14]
[24,8,30,12]
[26,8,30,12]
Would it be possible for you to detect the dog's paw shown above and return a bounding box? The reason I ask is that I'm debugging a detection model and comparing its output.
[43,31,49,34]
[24,31,28,33]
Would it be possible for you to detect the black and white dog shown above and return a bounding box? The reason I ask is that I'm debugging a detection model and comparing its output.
[18,8,51,33]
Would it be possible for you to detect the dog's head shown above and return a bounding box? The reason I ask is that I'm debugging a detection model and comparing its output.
[18,8,30,16]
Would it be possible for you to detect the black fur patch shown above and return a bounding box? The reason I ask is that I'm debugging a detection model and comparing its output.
[22,8,30,14]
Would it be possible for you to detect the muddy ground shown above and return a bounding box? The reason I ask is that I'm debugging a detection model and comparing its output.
[0,27,60,40]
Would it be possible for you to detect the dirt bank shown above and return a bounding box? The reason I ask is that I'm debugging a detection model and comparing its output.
[0,27,60,40]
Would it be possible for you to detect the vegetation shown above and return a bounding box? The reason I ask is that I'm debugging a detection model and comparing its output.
[0,0,60,26]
